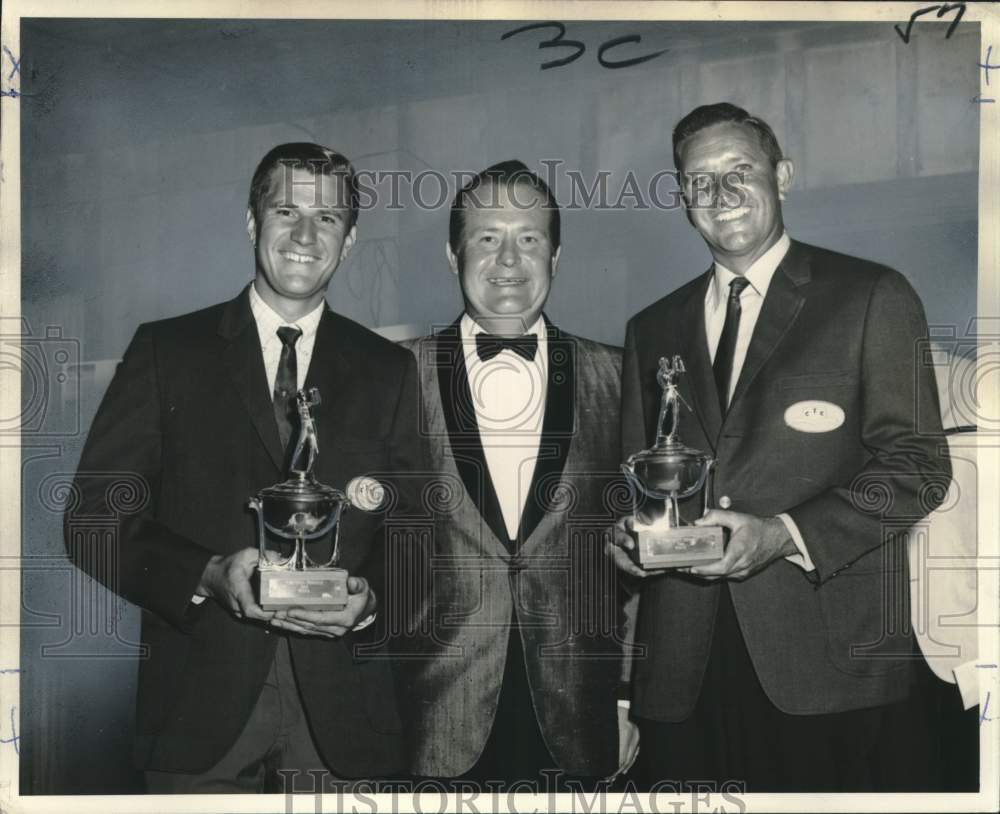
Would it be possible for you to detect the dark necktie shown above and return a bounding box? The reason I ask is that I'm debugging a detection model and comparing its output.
[274,326,302,453]
[712,276,751,415]
[475,332,538,362]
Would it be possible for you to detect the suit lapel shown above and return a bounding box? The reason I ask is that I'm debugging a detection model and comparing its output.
[676,270,721,451]
[516,319,575,548]
[303,308,351,464]
[435,322,511,548]
[728,242,810,410]
[218,287,286,472]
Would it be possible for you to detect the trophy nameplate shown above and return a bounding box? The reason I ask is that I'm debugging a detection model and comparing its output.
[259,567,348,611]
[248,387,385,611]
[622,356,725,570]
[630,525,726,570]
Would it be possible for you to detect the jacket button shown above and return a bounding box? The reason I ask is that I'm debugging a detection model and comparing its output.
[719,496,732,509]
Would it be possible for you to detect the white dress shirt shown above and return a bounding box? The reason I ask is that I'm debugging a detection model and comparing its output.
[705,232,814,572]
[460,313,548,542]
[249,282,324,393]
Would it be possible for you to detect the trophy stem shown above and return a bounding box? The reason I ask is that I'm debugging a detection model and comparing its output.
[324,519,342,569]
[703,460,716,518]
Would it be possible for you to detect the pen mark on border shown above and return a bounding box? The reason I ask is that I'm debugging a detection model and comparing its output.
[3,45,19,80]
[975,44,998,103]
[894,3,966,44]
[0,707,18,755]
[1,46,21,98]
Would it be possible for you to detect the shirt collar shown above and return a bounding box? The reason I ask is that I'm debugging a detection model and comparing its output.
[249,282,325,346]
[460,312,546,343]
[710,231,791,307]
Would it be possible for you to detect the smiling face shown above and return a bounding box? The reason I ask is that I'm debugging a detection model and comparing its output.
[246,166,356,320]
[447,180,560,336]
[677,121,793,274]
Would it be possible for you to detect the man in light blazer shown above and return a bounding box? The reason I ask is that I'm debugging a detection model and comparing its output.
[611,103,951,791]
[392,160,637,786]
[66,143,421,792]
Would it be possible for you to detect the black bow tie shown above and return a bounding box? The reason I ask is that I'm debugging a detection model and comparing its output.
[475,332,538,362]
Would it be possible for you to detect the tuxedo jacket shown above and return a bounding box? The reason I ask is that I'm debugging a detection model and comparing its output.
[392,318,626,777]
[621,240,951,720]
[66,287,421,775]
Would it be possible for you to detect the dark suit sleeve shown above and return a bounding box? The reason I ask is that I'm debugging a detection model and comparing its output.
[618,322,648,694]
[785,269,951,581]
[65,325,216,630]
[621,318,648,462]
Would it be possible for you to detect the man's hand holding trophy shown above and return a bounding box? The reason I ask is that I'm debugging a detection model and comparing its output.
[609,356,725,578]
[197,387,384,638]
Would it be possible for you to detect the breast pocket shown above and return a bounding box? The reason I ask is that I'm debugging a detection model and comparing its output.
[777,370,858,436]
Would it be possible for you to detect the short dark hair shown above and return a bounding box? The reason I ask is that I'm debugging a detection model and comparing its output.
[448,160,561,253]
[672,103,784,171]
[248,142,359,232]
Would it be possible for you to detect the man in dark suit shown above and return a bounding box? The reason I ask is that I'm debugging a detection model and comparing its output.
[66,142,420,792]
[611,104,951,791]
[392,161,637,786]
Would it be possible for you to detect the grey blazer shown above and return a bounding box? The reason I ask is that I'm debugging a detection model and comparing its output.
[391,317,627,777]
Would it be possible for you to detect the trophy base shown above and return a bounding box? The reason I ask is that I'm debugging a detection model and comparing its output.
[259,567,348,611]
[630,525,725,570]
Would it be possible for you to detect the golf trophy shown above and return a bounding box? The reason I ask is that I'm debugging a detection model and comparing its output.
[249,388,384,610]
[621,356,725,569]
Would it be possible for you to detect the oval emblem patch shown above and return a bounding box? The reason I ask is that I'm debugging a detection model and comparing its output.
[784,400,845,433]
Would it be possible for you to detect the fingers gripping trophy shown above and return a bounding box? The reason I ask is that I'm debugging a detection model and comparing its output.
[248,387,385,610]
[622,356,725,569]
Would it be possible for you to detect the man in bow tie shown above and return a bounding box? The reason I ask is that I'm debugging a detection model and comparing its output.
[66,142,422,792]
[392,160,638,786]
[610,103,952,791]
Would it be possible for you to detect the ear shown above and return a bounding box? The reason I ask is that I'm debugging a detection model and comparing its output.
[776,159,794,201]
[677,173,697,221]
[245,208,257,246]
[550,246,561,279]
[446,241,459,277]
[338,224,357,262]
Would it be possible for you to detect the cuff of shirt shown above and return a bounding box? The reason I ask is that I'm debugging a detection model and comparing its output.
[352,612,377,632]
[953,660,980,710]
[352,590,378,632]
[778,513,816,572]
[191,594,207,605]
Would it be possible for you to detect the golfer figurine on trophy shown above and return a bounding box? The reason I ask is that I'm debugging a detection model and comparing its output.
[621,356,725,569]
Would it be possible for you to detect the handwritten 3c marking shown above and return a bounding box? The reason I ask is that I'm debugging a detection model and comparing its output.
[501,22,667,71]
